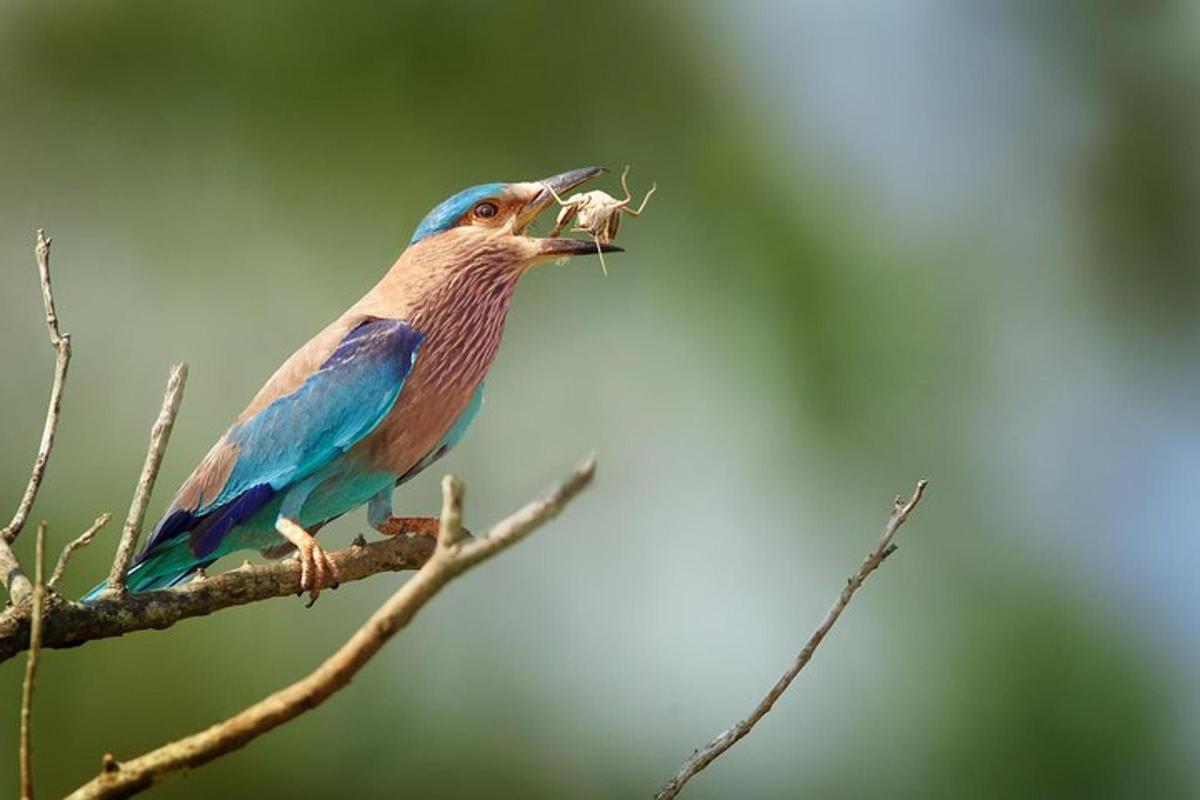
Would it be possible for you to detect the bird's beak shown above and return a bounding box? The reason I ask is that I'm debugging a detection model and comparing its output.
[536,237,624,257]
[517,166,625,258]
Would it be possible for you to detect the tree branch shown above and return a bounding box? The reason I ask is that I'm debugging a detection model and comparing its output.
[104,363,188,595]
[655,479,929,800]
[19,522,47,800]
[0,526,441,664]
[66,456,596,800]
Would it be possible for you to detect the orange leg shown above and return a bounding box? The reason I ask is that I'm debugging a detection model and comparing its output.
[276,517,340,605]
[373,516,440,538]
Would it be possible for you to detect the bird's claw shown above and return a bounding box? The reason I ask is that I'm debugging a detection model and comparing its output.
[294,536,340,606]
[276,517,340,606]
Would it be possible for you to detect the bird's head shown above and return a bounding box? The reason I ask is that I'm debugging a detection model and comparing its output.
[406,166,621,273]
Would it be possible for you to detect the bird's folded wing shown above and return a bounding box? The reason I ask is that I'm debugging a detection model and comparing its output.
[142,318,423,555]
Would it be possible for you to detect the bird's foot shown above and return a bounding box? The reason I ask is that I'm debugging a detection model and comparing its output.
[373,515,440,538]
[276,517,340,606]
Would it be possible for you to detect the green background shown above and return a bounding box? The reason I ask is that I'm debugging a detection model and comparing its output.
[1,2,1197,797]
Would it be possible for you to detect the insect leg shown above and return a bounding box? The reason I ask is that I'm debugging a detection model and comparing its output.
[551,204,580,237]
[625,181,657,216]
[618,165,633,203]
[542,179,580,237]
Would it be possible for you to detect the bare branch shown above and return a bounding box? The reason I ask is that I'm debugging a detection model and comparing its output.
[0,527,438,664]
[66,456,596,800]
[19,522,47,800]
[105,364,188,595]
[3,231,71,547]
[48,514,112,590]
[655,479,929,800]
[2,230,72,605]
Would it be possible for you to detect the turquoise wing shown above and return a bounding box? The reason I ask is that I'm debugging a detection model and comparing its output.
[142,318,424,558]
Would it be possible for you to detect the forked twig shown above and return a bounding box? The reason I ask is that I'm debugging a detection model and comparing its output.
[656,479,929,800]
[2,230,73,607]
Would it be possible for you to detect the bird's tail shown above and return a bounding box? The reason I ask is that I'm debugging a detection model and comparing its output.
[81,543,209,602]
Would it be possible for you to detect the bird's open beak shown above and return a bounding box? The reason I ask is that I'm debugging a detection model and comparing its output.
[517,166,625,258]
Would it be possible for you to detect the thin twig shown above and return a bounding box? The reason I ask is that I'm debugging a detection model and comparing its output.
[4,230,71,546]
[48,513,112,590]
[19,522,47,800]
[2,230,73,607]
[67,456,596,800]
[655,479,929,800]
[105,364,188,595]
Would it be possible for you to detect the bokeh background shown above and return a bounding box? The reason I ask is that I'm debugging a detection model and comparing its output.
[2,2,1198,797]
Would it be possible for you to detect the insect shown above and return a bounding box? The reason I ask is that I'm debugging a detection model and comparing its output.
[545,165,656,274]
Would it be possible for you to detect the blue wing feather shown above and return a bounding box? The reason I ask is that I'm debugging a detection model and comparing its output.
[82,318,424,600]
[205,319,423,512]
[141,318,422,556]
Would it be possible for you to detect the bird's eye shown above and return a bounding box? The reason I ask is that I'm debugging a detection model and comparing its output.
[473,201,499,220]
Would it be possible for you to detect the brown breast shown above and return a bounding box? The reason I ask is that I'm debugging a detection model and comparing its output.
[353,236,523,476]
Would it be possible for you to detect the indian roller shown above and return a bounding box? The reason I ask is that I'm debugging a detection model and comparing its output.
[86,167,619,603]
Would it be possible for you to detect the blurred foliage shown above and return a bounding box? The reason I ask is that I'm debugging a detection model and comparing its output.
[0,1,1196,798]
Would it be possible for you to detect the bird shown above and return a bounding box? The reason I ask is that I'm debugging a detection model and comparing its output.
[84,167,620,603]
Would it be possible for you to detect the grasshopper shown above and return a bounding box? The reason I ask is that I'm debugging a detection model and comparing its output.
[545,165,656,274]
